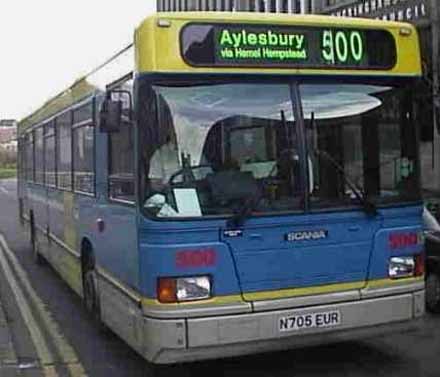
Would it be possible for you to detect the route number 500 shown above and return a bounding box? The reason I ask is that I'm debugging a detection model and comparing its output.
[322,30,364,64]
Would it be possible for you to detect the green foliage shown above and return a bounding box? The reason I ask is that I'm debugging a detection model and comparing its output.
[0,168,16,179]
[0,149,16,168]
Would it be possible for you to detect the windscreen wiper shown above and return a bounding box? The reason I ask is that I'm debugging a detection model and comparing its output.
[227,194,261,229]
[315,149,377,216]
[227,110,290,229]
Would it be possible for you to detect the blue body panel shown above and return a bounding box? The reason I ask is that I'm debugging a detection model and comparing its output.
[221,211,380,293]
[137,205,423,299]
[93,202,139,288]
[138,220,241,297]
[369,206,424,280]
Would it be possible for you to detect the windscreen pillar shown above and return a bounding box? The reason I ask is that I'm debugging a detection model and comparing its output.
[400,91,419,192]
[362,115,380,197]
[318,123,344,200]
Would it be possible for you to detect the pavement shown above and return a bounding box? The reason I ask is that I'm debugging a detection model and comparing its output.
[0,298,19,376]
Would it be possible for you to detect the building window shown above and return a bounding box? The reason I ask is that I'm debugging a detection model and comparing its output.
[56,112,72,190]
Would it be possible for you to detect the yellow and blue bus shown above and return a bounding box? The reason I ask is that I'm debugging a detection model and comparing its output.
[18,12,425,365]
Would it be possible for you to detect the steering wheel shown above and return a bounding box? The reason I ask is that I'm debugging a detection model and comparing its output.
[168,164,213,185]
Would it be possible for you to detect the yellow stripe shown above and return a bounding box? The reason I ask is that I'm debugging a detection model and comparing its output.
[142,294,244,308]
[244,277,424,301]
[142,276,424,307]
[243,281,366,301]
[365,276,424,289]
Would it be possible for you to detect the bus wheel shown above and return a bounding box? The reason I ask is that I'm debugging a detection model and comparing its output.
[426,271,440,313]
[83,268,100,317]
[30,216,44,265]
[83,266,109,333]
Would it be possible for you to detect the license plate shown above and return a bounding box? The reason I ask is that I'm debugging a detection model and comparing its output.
[279,310,341,332]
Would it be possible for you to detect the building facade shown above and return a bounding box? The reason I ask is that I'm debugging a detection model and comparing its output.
[0,120,17,153]
[157,0,313,13]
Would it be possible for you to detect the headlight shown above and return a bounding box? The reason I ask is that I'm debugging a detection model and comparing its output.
[388,254,425,279]
[389,256,415,279]
[158,276,211,303]
[177,276,211,302]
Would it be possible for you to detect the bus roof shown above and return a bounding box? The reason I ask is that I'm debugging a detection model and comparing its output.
[19,12,421,133]
[151,10,417,27]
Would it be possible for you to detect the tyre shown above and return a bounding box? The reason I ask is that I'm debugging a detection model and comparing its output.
[426,272,440,313]
[83,268,100,317]
[30,219,45,265]
[83,267,109,332]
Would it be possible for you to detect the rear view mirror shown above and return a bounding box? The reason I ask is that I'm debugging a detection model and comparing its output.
[100,97,122,133]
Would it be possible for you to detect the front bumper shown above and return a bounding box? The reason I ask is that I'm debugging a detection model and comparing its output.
[143,290,425,364]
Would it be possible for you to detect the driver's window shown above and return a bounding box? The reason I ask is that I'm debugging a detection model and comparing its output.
[142,83,302,218]
[108,78,135,203]
[147,92,181,191]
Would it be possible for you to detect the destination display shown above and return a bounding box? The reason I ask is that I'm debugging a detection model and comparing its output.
[181,23,397,70]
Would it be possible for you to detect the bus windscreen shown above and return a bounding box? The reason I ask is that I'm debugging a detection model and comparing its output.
[181,23,397,70]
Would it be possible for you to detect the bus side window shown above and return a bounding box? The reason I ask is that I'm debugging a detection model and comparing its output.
[56,111,72,190]
[25,132,34,182]
[108,79,135,203]
[34,127,44,185]
[44,120,56,187]
[73,102,95,194]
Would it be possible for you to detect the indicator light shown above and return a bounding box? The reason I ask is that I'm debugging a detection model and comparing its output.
[414,253,425,277]
[157,278,177,303]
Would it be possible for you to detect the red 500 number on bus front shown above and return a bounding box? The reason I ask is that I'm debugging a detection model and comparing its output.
[278,310,341,332]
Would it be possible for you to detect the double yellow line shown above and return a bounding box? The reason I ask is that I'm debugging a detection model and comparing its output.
[0,234,87,377]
